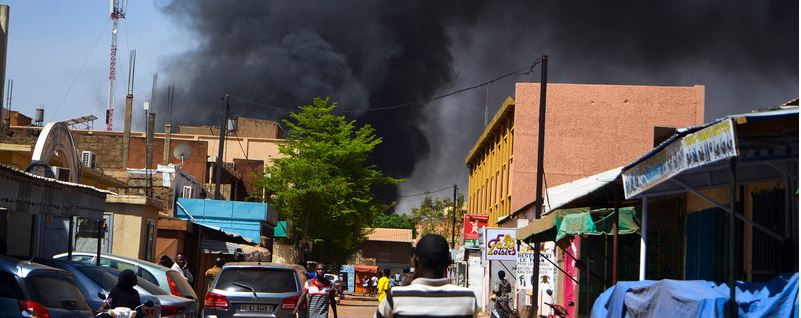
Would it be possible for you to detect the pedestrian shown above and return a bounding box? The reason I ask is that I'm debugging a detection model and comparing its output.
[205,258,225,291]
[362,276,370,296]
[159,255,174,268]
[394,272,401,284]
[293,263,338,318]
[371,275,379,297]
[98,269,141,313]
[171,253,194,283]
[374,234,478,318]
[389,273,397,289]
[400,268,414,286]
[377,268,391,302]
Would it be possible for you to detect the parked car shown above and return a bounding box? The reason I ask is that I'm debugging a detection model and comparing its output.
[34,257,201,318]
[54,252,197,300]
[203,262,308,318]
[0,255,93,318]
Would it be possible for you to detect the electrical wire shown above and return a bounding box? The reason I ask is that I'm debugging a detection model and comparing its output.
[399,186,453,198]
[52,19,111,118]
[231,58,542,115]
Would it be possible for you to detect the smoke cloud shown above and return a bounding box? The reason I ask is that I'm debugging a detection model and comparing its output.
[160,0,798,213]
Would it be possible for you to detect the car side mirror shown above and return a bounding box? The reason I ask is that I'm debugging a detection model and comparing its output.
[98,292,106,300]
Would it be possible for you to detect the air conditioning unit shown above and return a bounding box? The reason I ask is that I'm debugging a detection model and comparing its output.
[51,167,71,182]
[182,186,193,199]
[81,151,96,169]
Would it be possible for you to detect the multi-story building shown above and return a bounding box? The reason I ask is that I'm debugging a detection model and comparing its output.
[466,84,705,227]
[466,97,515,226]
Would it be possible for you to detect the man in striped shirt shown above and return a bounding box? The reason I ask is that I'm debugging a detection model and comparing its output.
[295,263,338,318]
[375,234,478,318]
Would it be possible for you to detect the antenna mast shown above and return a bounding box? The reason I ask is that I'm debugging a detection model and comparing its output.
[105,0,127,130]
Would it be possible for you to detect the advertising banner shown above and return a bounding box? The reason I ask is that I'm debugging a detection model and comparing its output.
[464,214,489,240]
[623,119,738,198]
[484,228,517,261]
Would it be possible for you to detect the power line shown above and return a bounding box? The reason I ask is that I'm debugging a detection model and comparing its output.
[231,58,542,114]
[399,186,453,198]
[53,19,111,118]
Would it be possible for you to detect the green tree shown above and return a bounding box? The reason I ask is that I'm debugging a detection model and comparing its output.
[372,213,416,229]
[410,193,466,244]
[256,97,402,266]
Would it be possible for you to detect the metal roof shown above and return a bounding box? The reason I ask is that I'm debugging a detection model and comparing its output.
[365,228,414,243]
[622,108,798,199]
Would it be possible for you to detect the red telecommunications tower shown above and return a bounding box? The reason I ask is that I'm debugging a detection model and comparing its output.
[106,0,127,130]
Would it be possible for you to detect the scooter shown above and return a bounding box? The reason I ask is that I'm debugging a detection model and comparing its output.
[96,300,155,318]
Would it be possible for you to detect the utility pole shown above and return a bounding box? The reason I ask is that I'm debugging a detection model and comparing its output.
[214,93,230,200]
[530,55,548,318]
[451,184,458,249]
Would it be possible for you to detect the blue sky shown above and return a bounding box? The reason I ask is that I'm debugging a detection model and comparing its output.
[4,0,190,129]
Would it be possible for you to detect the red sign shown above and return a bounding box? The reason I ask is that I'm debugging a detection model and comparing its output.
[463,214,488,240]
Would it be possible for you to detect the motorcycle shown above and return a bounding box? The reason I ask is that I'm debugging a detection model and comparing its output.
[544,302,569,318]
[96,300,155,318]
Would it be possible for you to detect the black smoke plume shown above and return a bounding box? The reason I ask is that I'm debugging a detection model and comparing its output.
[160,0,797,212]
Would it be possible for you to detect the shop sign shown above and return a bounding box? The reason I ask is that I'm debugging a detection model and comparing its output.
[623,119,738,199]
[484,228,517,261]
[514,242,558,292]
[516,252,535,289]
[464,214,489,240]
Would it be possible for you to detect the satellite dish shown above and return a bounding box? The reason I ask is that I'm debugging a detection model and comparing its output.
[173,143,192,161]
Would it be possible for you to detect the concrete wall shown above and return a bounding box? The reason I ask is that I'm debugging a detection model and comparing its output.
[272,239,299,264]
[511,83,705,215]
[360,241,413,273]
[236,117,283,139]
[127,137,208,182]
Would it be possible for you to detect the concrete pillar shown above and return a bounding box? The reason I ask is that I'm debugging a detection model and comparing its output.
[0,6,9,138]
[163,122,171,164]
[122,93,133,167]
[639,197,648,280]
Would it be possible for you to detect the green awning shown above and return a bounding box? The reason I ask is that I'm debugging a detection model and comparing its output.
[274,221,288,238]
[555,207,640,242]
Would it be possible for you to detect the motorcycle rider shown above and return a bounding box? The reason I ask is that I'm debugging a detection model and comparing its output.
[493,270,513,318]
[98,269,141,312]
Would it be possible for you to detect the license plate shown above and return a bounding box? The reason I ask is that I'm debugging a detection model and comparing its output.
[239,304,272,312]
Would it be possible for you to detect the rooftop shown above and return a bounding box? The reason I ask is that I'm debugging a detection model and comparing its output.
[365,227,414,243]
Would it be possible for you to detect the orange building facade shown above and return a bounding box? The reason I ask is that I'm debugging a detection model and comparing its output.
[466,83,705,226]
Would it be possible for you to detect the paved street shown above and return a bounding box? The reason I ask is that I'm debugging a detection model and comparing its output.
[338,296,379,317]
[337,295,491,318]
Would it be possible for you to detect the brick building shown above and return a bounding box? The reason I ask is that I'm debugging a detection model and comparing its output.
[466,83,705,226]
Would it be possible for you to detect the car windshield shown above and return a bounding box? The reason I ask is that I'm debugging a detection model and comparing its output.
[77,266,169,295]
[24,274,90,311]
[215,268,297,293]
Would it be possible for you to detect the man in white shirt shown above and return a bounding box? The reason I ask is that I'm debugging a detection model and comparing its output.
[375,234,478,318]
[171,253,194,283]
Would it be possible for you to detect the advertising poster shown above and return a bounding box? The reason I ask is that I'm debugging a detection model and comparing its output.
[464,214,489,240]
